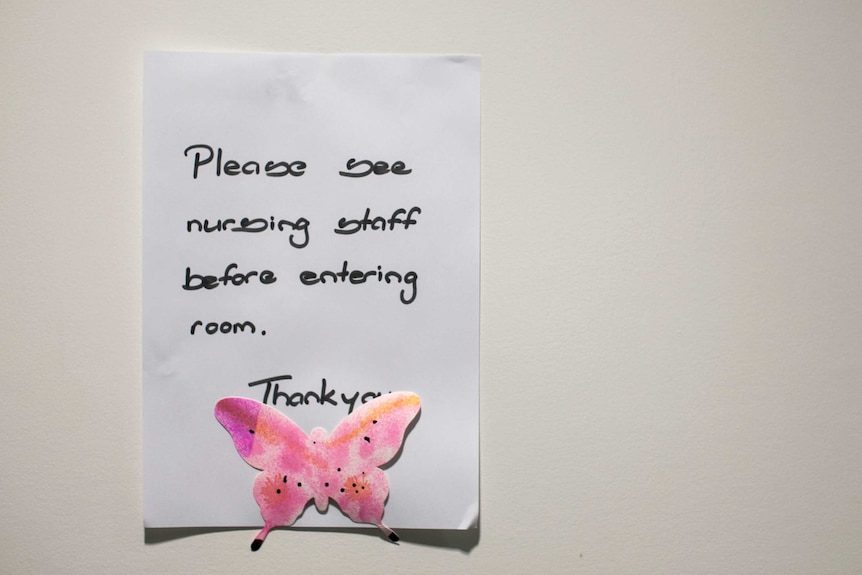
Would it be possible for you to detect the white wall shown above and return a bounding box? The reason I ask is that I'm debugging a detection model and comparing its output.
[2,1,861,572]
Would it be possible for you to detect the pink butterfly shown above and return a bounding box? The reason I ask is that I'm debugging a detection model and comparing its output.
[215,392,421,550]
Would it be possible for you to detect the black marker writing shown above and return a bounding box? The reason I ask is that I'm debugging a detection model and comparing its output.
[248,375,383,414]
[299,260,418,304]
[338,158,412,177]
[340,391,384,414]
[187,216,310,248]
[335,207,420,235]
[184,144,306,179]
[183,263,277,290]
[190,320,264,336]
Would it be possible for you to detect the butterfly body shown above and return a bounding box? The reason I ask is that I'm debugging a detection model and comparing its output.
[215,392,420,550]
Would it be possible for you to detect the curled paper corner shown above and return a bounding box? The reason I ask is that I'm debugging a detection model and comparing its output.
[214,392,421,551]
[459,502,479,530]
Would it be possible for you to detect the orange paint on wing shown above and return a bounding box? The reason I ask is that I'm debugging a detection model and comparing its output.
[260,474,288,507]
[330,394,420,446]
[342,474,371,498]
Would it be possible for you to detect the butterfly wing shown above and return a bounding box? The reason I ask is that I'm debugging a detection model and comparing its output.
[215,397,314,550]
[323,392,421,538]
[214,397,309,472]
[327,391,421,467]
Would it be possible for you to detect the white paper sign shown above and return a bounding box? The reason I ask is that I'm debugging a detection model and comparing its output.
[143,52,479,530]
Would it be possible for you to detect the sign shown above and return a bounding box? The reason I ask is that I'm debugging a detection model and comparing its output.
[143,52,480,530]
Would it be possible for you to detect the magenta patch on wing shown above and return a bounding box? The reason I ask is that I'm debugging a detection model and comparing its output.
[215,397,262,458]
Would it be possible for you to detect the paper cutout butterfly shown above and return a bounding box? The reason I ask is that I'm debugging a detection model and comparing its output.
[215,392,421,550]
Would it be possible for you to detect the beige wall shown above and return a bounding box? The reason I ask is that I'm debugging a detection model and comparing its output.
[3,1,861,572]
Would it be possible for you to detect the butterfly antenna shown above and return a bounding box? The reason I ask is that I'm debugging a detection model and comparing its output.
[376,521,400,543]
[251,525,272,551]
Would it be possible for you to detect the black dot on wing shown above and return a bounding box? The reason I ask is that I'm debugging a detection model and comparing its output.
[337,468,341,472]
[276,489,281,494]
[297,482,301,487]
[325,482,329,487]
[373,420,377,424]
[283,476,287,482]
[364,436,371,443]
[340,488,345,492]
[352,483,356,487]
[249,429,255,434]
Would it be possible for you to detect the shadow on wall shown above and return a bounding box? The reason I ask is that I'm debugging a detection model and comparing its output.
[144,526,480,553]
